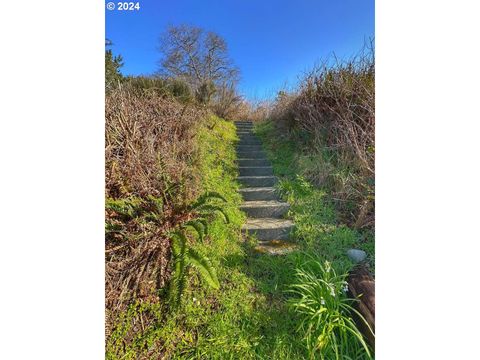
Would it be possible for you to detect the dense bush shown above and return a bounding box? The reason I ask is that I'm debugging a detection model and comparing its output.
[105,87,204,201]
[264,42,375,228]
[105,87,207,323]
[123,76,194,103]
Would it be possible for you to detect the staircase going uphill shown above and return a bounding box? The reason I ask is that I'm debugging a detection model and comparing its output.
[235,121,297,255]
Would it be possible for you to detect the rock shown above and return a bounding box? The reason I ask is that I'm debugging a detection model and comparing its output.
[347,249,367,263]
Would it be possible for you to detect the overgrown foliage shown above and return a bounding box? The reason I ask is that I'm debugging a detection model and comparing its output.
[105,87,204,201]
[104,34,251,356]
[262,41,375,228]
[105,84,208,323]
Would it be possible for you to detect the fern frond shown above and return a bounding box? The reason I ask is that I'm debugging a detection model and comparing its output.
[198,204,230,224]
[105,221,123,234]
[190,191,227,210]
[106,200,138,219]
[186,248,220,289]
[169,231,188,306]
[183,220,205,242]
[196,218,209,237]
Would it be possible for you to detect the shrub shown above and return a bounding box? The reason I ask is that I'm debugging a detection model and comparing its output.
[262,41,375,228]
[105,87,207,316]
[105,87,205,201]
[124,76,194,103]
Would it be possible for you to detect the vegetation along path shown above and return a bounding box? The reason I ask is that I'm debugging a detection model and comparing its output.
[236,121,296,254]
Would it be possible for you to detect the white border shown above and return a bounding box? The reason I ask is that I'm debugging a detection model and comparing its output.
[0,1,105,358]
[1,0,479,358]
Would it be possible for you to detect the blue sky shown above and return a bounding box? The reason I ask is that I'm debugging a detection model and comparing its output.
[106,0,374,100]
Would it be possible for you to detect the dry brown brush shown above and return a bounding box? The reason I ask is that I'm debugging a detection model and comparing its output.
[105,86,206,319]
[268,43,375,228]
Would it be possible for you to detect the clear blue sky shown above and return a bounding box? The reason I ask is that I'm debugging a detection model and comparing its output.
[106,0,374,100]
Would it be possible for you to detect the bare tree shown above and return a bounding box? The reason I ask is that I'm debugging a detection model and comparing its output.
[158,25,239,104]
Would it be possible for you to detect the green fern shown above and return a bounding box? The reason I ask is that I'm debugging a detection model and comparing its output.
[167,191,230,307]
[169,230,188,306]
[187,248,220,289]
[168,228,220,307]
[195,218,209,238]
[106,198,140,219]
[197,204,230,224]
[183,219,206,242]
[190,191,227,209]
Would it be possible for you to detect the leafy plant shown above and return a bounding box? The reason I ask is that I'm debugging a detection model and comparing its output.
[168,192,230,307]
[289,258,373,359]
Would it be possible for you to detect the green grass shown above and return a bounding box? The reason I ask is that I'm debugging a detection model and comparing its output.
[106,116,374,359]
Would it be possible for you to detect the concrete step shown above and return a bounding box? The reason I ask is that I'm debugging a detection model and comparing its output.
[238,137,261,144]
[242,218,294,240]
[238,141,262,147]
[239,166,273,176]
[240,200,289,218]
[237,145,264,152]
[234,121,253,125]
[254,239,298,255]
[238,176,277,187]
[237,151,267,159]
[239,187,278,201]
[237,158,270,167]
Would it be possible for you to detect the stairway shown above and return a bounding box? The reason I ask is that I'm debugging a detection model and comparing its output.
[235,121,296,255]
